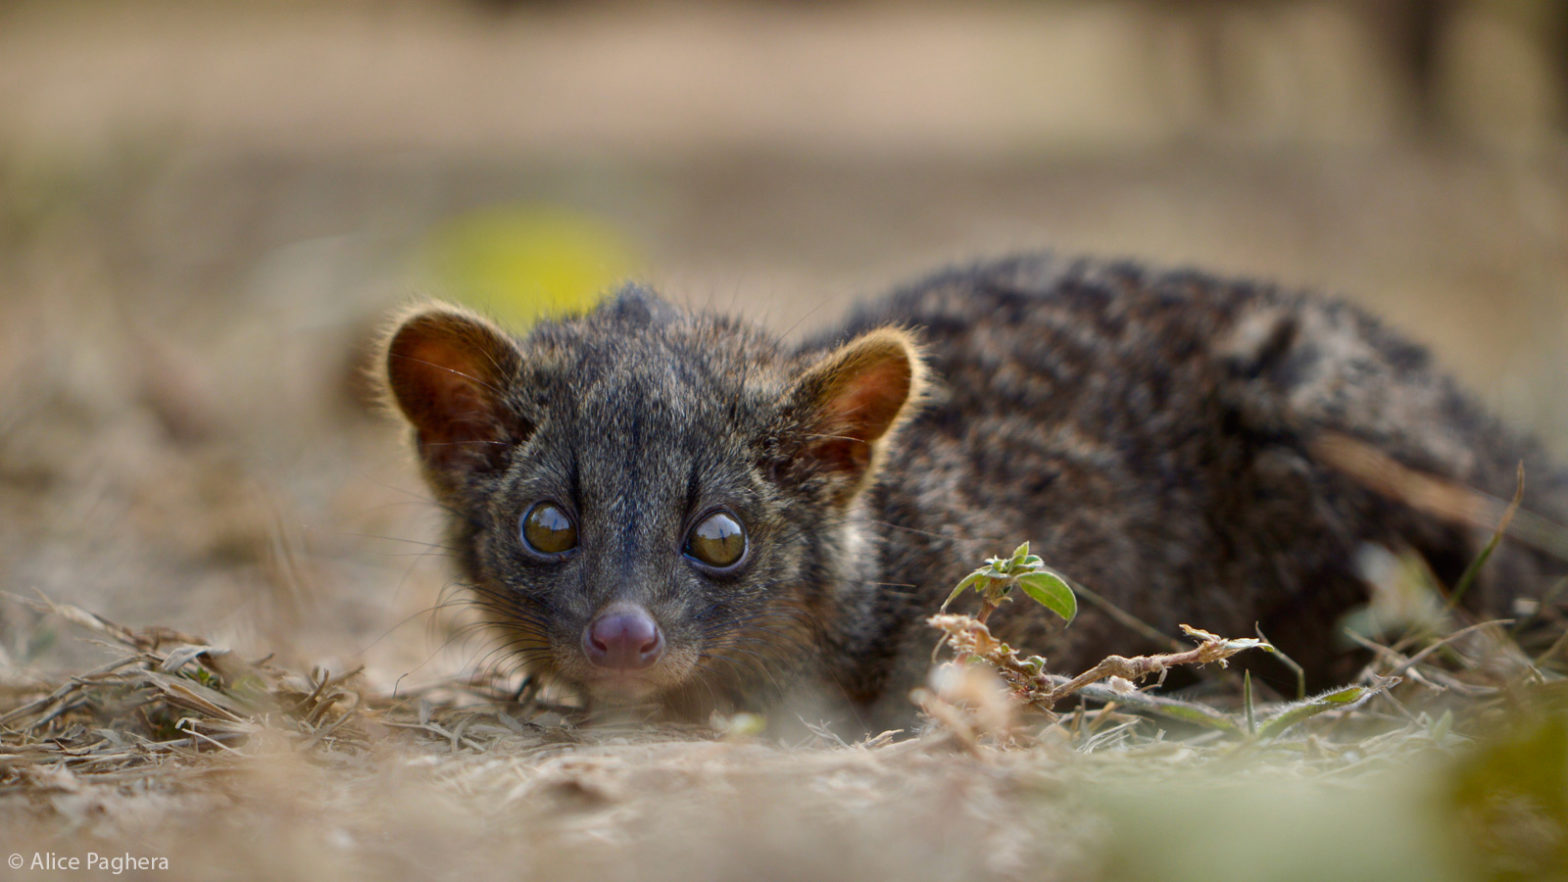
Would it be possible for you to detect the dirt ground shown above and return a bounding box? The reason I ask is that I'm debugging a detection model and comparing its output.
[2,2,1567,880]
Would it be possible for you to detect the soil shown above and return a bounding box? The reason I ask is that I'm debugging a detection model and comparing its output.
[1,3,1565,880]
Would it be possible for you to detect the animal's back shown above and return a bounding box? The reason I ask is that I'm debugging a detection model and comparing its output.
[819,254,1568,710]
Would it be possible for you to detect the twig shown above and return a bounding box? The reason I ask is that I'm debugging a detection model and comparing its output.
[1042,625,1268,705]
[927,614,1269,712]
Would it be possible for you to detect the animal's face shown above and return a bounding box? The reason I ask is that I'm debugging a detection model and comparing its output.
[382,289,921,715]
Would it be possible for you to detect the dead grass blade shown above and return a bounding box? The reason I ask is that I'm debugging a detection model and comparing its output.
[1313,432,1568,561]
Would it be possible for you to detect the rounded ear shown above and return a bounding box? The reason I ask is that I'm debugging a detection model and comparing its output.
[383,305,529,485]
[780,327,925,500]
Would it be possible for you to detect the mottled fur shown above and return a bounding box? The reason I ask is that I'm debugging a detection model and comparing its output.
[383,253,1568,727]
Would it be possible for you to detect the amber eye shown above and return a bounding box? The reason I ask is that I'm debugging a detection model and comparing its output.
[685,511,747,569]
[520,502,577,556]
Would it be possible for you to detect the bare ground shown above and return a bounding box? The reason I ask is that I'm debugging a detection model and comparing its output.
[2,3,1567,880]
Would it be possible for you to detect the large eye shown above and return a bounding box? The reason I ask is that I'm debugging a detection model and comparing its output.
[685,510,747,569]
[520,502,577,556]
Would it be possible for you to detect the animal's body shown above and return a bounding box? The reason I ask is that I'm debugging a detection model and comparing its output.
[383,253,1568,728]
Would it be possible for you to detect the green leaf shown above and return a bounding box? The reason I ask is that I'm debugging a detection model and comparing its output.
[1243,670,1256,735]
[1010,542,1031,567]
[1319,686,1367,704]
[1255,684,1380,740]
[942,569,986,610]
[1017,571,1077,622]
[1074,683,1242,733]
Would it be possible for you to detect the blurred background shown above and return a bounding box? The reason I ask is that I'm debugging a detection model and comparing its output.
[2,0,1565,686]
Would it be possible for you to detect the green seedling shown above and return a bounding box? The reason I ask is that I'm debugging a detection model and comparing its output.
[942,541,1077,626]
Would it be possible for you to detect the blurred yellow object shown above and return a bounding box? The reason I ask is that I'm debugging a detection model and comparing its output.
[420,206,638,327]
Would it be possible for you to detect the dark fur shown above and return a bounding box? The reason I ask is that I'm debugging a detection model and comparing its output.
[384,253,1568,727]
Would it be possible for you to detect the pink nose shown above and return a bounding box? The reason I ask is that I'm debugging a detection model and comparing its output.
[582,604,664,670]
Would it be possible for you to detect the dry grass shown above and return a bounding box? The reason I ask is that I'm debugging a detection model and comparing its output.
[4,561,1566,882]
